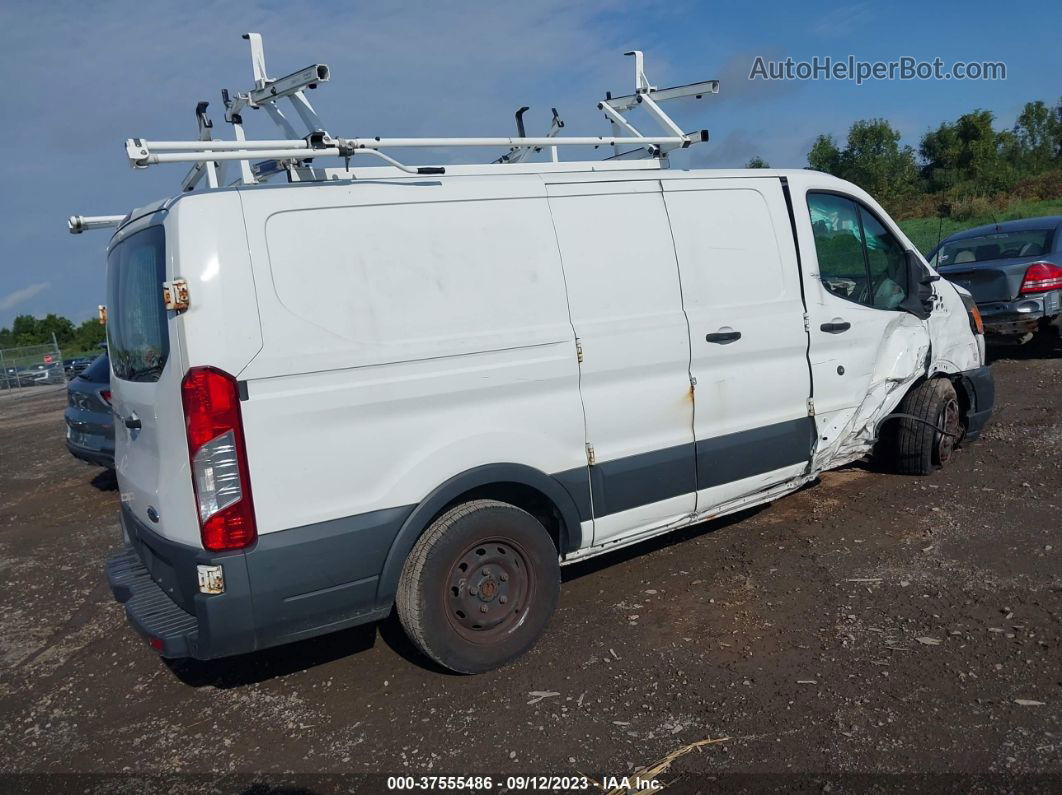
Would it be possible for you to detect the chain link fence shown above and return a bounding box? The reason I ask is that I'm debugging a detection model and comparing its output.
[0,340,67,391]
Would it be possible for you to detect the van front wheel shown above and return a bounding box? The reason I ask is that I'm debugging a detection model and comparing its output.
[396,499,560,674]
[883,378,962,475]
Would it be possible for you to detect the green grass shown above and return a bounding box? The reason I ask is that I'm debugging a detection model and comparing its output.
[898,198,1062,256]
[61,348,105,360]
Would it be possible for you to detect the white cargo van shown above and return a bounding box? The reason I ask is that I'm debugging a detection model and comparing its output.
[85,40,993,673]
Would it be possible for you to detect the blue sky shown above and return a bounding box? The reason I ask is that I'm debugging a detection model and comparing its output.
[1,0,1059,329]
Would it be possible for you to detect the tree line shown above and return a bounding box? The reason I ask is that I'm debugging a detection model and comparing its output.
[0,313,106,354]
[746,98,1062,217]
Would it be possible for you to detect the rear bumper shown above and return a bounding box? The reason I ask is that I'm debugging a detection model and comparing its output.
[955,365,995,442]
[106,548,200,658]
[106,504,405,660]
[64,407,114,467]
[977,289,1061,336]
[106,509,258,660]
[66,440,114,468]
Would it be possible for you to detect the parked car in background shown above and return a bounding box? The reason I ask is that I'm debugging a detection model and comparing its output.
[28,361,65,385]
[64,353,114,468]
[64,356,95,378]
[0,367,37,389]
[929,216,1062,343]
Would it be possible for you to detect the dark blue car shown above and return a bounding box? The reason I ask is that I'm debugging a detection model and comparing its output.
[64,353,114,468]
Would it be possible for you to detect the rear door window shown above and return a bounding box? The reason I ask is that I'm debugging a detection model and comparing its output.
[106,226,169,382]
[931,229,1055,266]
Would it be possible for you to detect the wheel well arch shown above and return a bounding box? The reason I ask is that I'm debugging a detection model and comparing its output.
[919,370,973,425]
[373,464,586,611]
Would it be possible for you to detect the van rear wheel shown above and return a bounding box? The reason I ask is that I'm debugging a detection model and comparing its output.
[884,378,962,475]
[396,499,560,674]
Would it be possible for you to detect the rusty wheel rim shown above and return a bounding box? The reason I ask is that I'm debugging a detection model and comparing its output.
[935,397,960,465]
[445,537,533,643]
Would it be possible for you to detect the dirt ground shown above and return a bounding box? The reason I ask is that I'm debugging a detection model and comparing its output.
[0,344,1059,793]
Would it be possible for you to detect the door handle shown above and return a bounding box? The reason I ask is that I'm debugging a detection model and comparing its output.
[705,329,742,344]
[124,413,142,430]
[820,321,851,334]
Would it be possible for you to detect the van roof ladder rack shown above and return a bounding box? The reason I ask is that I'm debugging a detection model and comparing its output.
[101,34,719,212]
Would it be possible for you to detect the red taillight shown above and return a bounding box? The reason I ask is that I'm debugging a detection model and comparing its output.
[1020,262,1062,294]
[180,367,257,551]
[148,636,164,651]
[99,389,111,405]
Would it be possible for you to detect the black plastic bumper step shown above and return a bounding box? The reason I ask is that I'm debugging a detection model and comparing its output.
[106,546,198,657]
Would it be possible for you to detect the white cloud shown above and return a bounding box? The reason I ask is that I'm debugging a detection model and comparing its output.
[0,282,51,312]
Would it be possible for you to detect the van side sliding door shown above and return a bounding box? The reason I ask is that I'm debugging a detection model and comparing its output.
[547,180,697,546]
[663,179,814,512]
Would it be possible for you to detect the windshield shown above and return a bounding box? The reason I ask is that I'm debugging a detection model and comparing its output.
[106,226,169,382]
[932,228,1054,267]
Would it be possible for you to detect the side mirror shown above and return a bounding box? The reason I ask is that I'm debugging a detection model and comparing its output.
[899,249,937,320]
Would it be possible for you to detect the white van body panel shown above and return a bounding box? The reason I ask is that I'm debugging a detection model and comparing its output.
[169,192,264,379]
[235,177,586,536]
[661,177,814,508]
[545,179,696,545]
[128,167,984,550]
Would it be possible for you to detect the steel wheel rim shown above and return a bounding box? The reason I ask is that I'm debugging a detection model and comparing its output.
[935,397,960,464]
[445,537,534,643]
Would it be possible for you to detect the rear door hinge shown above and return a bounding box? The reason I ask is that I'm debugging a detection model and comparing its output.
[162,278,190,312]
[803,313,810,332]
[689,374,697,389]
[585,442,596,466]
[575,338,584,364]
[807,397,816,416]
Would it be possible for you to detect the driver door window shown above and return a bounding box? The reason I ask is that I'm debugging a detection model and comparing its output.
[807,192,909,310]
[861,211,909,309]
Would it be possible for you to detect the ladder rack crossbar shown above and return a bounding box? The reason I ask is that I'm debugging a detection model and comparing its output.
[144,139,313,151]
[68,215,126,234]
[136,135,690,153]
[130,135,703,168]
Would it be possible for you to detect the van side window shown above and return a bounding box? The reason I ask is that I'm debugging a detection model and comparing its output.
[807,192,909,310]
[860,210,909,310]
[807,193,867,305]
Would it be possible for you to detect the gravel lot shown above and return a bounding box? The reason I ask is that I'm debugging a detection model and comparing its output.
[0,344,1059,792]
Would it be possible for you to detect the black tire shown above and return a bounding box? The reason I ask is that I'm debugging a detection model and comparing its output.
[884,378,961,476]
[396,499,560,674]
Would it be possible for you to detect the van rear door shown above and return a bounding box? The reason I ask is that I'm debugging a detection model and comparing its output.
[106,223,193,545]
